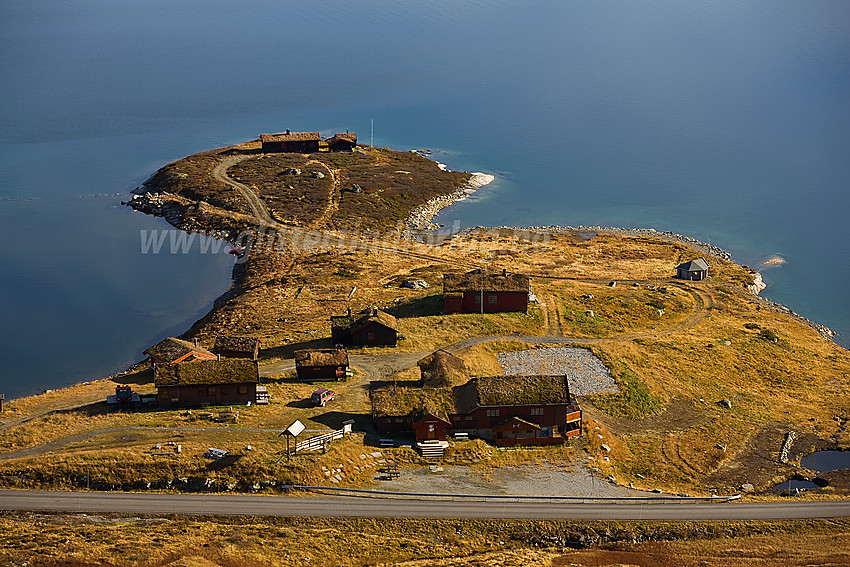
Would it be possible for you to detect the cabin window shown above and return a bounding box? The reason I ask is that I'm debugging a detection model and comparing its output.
[465,415,474,421]
[488,294,498,304]
[395,418,403,423]
[530,408,544,416]
[238,385,248,394]
[474,295,481,304]
[486,409,500,417]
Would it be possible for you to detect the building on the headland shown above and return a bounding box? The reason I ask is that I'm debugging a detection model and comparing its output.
[260,130,321,153]
[450,375,582,445]
[212,335,261,360]
[675,258,710,281]
[143,337,217,366]
[154,358,264,408]
[326,132,357,152]
[294,348,350,381]
[370,374,582,445]
[443,269,530,314]
[331,307,399,347]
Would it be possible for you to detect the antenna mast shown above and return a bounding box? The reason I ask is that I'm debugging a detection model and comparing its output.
[371,119,374,148]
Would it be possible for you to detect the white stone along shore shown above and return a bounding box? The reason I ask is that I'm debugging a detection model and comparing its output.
[405,172,495,231]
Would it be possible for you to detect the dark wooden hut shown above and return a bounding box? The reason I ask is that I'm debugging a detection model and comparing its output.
[154,359,260,408]
[676,258,710,281]
[327,132,357,152]
[260,130,321,153]
[331,307,399,347]
[443,269,530,314]
[212,336,260,360]
[294,348,349,381]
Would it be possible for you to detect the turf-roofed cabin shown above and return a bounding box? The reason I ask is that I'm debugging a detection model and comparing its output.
[331,307,399,347]
[295,348,349,381]
[259,130,321,153]
[371,387,454,441]
[154,359,260,408]
[443,269,530,314]
[371,374,582,445]
[451,375,582,446]
[326,132,357,152]
[143,337,217,366]
[212,335,260,360]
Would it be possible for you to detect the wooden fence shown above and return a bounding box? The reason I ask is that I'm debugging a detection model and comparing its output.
[293,422,352,453]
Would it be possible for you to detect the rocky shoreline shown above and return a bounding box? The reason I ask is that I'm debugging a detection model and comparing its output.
[405,172,495,230]
[124,163,842,349]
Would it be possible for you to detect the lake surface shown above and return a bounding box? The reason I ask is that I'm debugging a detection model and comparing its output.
[2,1,848,398]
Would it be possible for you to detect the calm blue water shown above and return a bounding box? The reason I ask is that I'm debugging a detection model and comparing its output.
[2,1,848,398]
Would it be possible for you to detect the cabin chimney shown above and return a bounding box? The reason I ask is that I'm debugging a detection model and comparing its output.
[285,129,290,135]
[502,268,507,276]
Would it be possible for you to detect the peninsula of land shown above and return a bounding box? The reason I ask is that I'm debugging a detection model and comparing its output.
[1,135,849,565]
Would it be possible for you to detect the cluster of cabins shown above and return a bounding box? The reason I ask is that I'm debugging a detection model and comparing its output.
[136,257,711,445]
[371,350,582,447]
[259,130,358,153]
[143,336,266,408]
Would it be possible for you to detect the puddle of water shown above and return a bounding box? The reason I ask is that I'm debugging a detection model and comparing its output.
[801,450,850,473]
[772,479,820,493]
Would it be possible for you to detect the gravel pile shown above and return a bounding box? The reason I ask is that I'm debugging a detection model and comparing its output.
[498,347,620,396]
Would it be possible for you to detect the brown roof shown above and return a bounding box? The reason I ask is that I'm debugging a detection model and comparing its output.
[370,386,455,418]
[452,375,572,413]
[213,335,260,353]
[350,308,398,334]
[418,350,469,388]
[154,359,259,387]
[143,338,214,363]
[260,131,321,143]
[327,132,357,144]
[443,269,529,294]
[295,348,349,368]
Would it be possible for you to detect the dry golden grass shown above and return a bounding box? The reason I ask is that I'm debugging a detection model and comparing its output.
[2,230,849,498]
[1,513,848,567]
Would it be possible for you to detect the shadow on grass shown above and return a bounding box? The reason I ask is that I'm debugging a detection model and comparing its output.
[286,398,314,409]
[386,294,443,319]
[312,410,373,432]
[205,454,243,471]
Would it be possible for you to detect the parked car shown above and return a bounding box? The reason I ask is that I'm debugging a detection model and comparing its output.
[311,388,335,407]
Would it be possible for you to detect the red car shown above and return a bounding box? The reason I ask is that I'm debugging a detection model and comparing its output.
[311,389,335,407]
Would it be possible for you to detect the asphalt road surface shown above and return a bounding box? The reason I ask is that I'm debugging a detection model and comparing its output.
[2,490,849,521]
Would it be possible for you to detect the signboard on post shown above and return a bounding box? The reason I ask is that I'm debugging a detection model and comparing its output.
[281,419,306,459]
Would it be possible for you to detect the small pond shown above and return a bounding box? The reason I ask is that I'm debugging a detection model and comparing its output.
[772,478,820,493]
[771,450,850,493]
[801,450,850,473]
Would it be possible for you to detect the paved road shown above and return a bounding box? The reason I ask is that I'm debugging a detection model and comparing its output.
[1,490,849,520]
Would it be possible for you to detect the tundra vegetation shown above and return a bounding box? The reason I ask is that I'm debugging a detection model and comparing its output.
[2,142,848,565]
